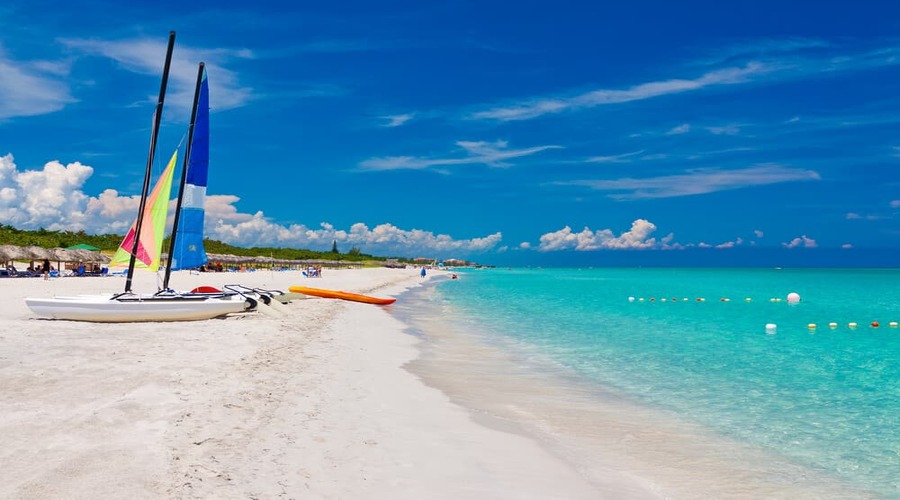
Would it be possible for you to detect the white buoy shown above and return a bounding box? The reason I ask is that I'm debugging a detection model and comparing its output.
[765,323,777,334]
[787,292,801,303]
[628,296,635,302]
[828,322,838,329]
[890,321,898,328]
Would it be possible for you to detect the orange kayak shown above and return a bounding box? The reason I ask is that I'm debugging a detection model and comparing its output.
[288,286,396,305]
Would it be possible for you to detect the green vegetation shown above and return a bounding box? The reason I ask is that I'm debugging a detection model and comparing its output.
[0,225,122,250]
[0,224,415,265]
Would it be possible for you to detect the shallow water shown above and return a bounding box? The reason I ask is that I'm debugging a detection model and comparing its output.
[394,268,900,498]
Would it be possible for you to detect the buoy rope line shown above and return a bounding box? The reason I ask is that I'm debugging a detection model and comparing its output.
[625,296,898,332]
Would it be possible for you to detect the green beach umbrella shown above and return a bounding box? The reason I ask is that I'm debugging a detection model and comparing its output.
[67,243,101,251]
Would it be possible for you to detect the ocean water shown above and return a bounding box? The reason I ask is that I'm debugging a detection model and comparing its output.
[396,267,900,498]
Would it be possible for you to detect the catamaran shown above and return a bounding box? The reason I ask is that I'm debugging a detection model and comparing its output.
[24,32,252,322]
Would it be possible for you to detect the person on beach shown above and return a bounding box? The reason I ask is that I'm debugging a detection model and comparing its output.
[42,259,50,280]
[420,267,426,278]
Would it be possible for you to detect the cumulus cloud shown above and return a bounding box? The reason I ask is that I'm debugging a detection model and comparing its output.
[782,235,817,248]
[754,229,764,238]
[536,219,678,251]
[891,200,900,208]
[0,153,503,255]
[715,237,744,249]
[0,153,95,230]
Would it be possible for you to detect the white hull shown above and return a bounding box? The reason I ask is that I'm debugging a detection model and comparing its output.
[24,294,249,322]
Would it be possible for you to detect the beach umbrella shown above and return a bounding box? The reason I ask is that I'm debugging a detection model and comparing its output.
[22,245,53,261]
[93,252,111,264]
[48,247,77,262]
[0,244,29,262]
[66,243,101,251]
[68,248,95,262]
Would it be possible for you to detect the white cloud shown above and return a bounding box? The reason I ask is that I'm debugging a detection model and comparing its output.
[470,63,768,121]
[0,153,504,256]
[60,35,254,113]
[754,229,764,238]
[556,164,820,200]
[359,140,561,171]
[715,237,744,249]
[842,243,853,249]
[782,235,817,248]
[706,125,741,135]
[0,153,94,230]
[208,217,503,255]
[846,212,885,221]
[537,219,677,251]
[666,124,691,135]
[585,150,645,163]
[0,47,75,120]
[467,41,900,123]
[891,200,900,208]
[381,113,414,127]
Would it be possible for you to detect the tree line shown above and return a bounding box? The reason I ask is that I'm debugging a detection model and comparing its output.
[0,224,413,265]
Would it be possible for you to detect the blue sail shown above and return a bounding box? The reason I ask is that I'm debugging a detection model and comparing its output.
[171,68,209,270]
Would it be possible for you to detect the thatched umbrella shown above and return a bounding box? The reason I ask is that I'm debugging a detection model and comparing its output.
[22,245,53,261]
[66,248,91,262]
[48,247,77,261]
[83,250,110,264]
[0,244,29,264]
[92,252,111,264]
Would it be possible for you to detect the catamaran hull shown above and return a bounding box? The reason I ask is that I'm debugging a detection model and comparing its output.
[24,295,249,322]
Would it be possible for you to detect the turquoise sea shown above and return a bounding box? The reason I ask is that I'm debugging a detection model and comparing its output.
[395,268,900,498]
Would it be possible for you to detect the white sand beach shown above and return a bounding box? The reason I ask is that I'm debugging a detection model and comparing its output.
[2,266,876,499]
[0,267,602,499]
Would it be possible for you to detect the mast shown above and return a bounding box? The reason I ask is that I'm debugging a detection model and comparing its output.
[125,31,176,293]
[163,62,205,290]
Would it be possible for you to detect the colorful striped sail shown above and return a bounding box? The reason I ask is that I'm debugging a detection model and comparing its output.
[171,67,209,270]
[110,150,178,270]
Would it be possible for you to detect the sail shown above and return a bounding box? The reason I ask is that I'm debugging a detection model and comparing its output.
[171,67,209,270]
[110,150,178,270]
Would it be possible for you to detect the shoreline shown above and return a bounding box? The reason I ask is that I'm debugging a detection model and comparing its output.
[398,275,875,499]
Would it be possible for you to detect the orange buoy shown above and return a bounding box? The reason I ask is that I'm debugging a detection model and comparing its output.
[871,321,880,328]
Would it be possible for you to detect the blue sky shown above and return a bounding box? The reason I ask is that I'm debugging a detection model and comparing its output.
[1,1,899,266]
